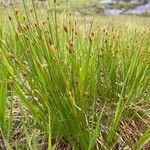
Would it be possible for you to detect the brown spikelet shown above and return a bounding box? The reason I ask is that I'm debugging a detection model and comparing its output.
[90,52,94,58]
[23,16,26,21]
[21,24,26,31]
[75,30,77,36]
[99,51,103,58]
[91,32,94,37]
[66,42,73,54]
[89,35,92,43]
[50,45,56,54]
[105,39,108,43]
[30,9,33,13]
[63,25,68,33]
[15,31,19,39]
[48,37,53,45]
[34,22,39,28]
[144,30,147,34]
[25,35,29,40]
[15,9,19,16]
[74,80,79,86]
[45,30,49,34]
[22,71,28,77]
[112,27,115,32]
[42,21,46,26]
[8,16,12,21]
[72,27,75,33]
[124,95,128,102]
[103,28,106,33]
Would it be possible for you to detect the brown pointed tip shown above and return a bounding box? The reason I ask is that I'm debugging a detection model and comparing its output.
[8,16,12,21]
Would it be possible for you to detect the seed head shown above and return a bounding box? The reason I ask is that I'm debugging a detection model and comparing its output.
[15,31,19,39]
[8,16,12,21]
[45,30,49,33]
[63,25,68,33]
[74,80,79,86]
[103,29,106,33]
[42,21,46,26]
[22,71,28,77]
[123,95,128,102]
[30,9,33,13]
[88,35,92,43]
[50,45,56,54]
[21,24,26,30]
[15,9,19,16]
[25,24,30,30]
[66,42,73,54]
[34,23,38,28]
[23,16,26,21]
[25,35,29,40]
[48,37,53,45]
[91,32,94,37]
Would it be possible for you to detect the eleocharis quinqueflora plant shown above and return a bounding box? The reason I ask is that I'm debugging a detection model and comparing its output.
[0,0,150,149]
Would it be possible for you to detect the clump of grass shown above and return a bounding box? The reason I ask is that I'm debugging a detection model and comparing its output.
[0,0,150,149]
